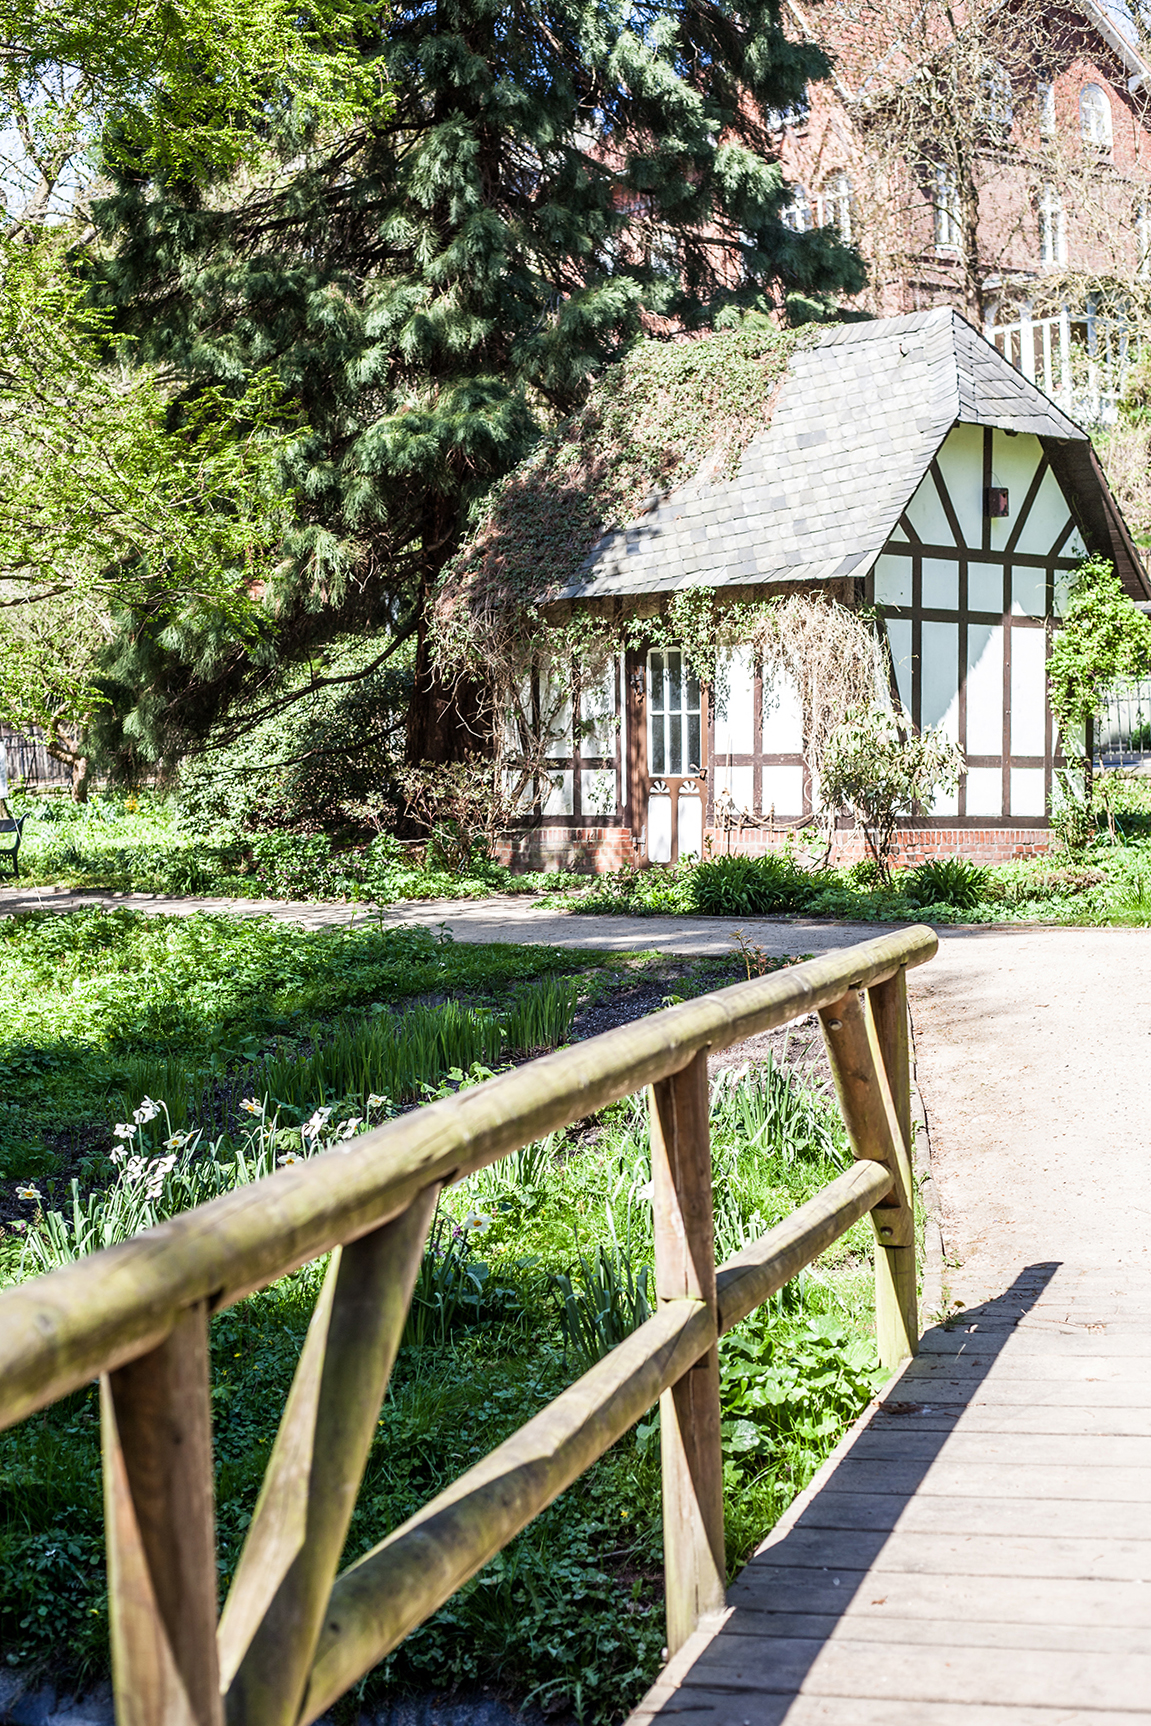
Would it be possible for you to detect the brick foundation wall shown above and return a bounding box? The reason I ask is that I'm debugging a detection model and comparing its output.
[497,823,1051,874]
[494,826,638,873]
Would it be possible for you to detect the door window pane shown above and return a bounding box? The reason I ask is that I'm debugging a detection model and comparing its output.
[648,649,701,776]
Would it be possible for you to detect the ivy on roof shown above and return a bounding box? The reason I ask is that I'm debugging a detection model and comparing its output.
[436,324,808,650]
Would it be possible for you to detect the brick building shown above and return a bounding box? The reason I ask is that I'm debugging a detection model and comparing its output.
[772,0,1151,370]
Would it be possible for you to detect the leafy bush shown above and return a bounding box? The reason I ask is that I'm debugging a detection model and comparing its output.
[688,851,813,916]
[905,857,988,909]
[820,705,965,874]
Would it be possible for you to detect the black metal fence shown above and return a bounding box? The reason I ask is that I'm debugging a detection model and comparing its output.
[0,728,72,790]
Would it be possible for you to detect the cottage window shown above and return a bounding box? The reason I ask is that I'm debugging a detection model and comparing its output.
[648,650,701,778]
[781,184,812,232]
[818,171,852,241]
[934,167,961,250]
[1037,79,1056,135]
[1080,83,1112,150]
[1038,184,1067,267]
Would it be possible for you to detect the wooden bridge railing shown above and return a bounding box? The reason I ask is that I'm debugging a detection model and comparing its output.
[0,925,937,1726]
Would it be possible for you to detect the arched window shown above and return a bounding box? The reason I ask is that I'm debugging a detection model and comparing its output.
[1080,83,1112,149]
[818,171,853,241]
[1039,184,1067,267]
[781,185,812,232]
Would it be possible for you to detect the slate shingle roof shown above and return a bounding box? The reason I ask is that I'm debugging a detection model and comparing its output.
[556,307,1097,603]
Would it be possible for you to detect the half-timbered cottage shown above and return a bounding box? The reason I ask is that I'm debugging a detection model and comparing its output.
[502,307,1147,871]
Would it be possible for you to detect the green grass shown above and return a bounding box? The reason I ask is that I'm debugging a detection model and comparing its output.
[0,904,883,1720]
[0,907,622,1186]
[7,789,581,902]
[560,834,1151,927]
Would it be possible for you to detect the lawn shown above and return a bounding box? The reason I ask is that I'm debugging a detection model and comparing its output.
[0,908,885,1722]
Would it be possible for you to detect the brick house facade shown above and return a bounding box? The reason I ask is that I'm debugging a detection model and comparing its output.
[770,0,1151,326]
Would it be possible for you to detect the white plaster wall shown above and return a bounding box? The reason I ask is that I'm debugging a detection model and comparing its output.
[886,618,913,713]
[966,625,1004,754]
[921,622,960,738]
[762,667,804,753]
[969,559,1004,613]
[762,765,804,816]
[543,769,573,816]
[714,764,754,812]
[713,647,755,755]
[934,422,984,545]
[874,553,912,607]
[1010,629,1048,755]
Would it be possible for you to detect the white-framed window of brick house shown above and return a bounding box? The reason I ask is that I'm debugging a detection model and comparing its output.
[1038,184,1067,267]
[981,59,1014,136]
[1080,82,1113,151]
[782,184,813,232]
[818,170,852,241]
[933,166,961,250]
[1037,78,1056,135]
[1138,201,1151,280]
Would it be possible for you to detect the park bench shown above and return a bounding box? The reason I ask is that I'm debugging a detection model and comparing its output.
[0,816,22,879]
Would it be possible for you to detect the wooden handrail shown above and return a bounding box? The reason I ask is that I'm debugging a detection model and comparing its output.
[0,923,938,1726]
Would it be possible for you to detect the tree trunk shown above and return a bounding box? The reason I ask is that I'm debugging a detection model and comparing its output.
[71,754,92,803]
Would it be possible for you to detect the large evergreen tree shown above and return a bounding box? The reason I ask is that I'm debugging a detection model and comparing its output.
[96,0,865,764]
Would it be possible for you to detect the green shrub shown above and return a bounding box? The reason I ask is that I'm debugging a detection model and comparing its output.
[905,857,988,909]
[688,852,813,916]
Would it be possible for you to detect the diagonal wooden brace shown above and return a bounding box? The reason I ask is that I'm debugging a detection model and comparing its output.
[218,1185,439,1726]
[819,977,918,1366]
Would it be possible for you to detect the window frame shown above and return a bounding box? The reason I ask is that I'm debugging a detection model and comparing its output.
[1079,82,1113,151]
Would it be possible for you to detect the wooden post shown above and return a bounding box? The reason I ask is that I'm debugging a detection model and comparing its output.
[102,1302,221,1726]
[218,1186,438,1726]
[818,984,918,1369]
[649,1050,724,1654]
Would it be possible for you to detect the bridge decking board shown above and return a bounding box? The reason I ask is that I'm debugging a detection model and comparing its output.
[627,1266,1151,1723]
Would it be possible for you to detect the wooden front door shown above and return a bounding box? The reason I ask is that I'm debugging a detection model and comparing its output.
[643,648,705,863]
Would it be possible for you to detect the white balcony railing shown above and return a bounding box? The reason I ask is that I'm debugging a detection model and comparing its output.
[984,303,1137,426]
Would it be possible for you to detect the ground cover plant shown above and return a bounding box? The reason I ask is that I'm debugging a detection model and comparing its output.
[0,943,884,1722]
[6,789,581,902]
[0,907,624,1192]
[561,782,1151,927]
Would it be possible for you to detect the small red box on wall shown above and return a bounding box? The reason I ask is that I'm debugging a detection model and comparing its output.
[985,486,1010,517]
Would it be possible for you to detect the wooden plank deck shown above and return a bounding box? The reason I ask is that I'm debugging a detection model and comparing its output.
[628,1262,1151,1724]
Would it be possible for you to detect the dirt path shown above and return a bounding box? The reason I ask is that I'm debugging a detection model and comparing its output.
[907,925,1151,1301]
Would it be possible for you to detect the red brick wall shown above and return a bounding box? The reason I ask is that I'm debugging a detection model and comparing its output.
[497,823,1050,874]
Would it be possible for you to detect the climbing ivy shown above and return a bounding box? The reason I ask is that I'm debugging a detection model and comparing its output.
[431,324,809,684]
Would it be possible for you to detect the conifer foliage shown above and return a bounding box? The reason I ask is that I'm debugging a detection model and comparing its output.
[97,0,865,762]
